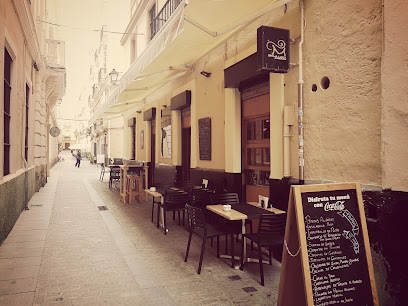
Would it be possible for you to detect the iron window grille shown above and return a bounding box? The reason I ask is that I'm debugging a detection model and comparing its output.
[150,0,182,40]
[25,84,29,162]
[3,48,12,176]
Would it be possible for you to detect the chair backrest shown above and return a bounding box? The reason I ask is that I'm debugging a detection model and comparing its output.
[163,190,189,207]
[190,189,213,208]
[113,158,123,165]
[185,204,206,230]
[258,213,286,236]
[211,192,239,205]
[110,168,120,179]
[177,181,193,192]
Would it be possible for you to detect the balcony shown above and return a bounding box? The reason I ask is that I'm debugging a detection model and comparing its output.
[151,0,182,39]
[46,39,65,68]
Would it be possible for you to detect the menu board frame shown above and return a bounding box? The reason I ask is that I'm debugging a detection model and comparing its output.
[278,183,378,306]
[198,117,211,161]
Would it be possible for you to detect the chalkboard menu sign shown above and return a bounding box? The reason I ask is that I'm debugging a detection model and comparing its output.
[198,117,211,160]
[278,183,378,306]
[302,189,373,306]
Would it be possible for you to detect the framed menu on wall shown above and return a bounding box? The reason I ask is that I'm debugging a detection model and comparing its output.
[278,183,378,306]
[198,117,211,160]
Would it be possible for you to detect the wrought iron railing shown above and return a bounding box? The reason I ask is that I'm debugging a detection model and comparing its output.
[150,0,182,39]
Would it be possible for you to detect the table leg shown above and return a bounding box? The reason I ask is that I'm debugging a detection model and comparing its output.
[242,219,247,262]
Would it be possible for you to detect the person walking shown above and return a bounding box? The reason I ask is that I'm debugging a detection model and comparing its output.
[75,150,81,167]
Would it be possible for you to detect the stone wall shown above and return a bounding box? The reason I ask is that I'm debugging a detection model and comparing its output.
[381,0,408,192]
[0,168,35,244]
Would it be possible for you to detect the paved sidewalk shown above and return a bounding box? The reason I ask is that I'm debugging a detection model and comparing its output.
[0,151,281,305]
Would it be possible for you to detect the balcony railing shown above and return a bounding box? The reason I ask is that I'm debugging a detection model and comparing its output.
[45,39,65,68]
[150,0,182,40]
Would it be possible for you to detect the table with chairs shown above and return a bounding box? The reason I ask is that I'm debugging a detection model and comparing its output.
[143,182,287,285]
[206,202,286,286]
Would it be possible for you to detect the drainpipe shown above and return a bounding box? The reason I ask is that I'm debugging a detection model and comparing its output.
[298,0,305,184]
[283,106,295,177]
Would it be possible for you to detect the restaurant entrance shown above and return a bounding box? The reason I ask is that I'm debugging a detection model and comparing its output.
[241,83,270,203]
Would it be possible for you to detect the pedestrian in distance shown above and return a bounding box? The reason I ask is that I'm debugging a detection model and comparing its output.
[75,150,81,167]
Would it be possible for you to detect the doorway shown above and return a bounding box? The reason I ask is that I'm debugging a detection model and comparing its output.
[241,83,270,203]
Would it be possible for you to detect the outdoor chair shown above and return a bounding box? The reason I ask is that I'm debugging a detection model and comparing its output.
[99,164,110,182]
[189,188,214,209]
[240,213,286,286]
[184,204,235,274]
[211,192,239,205]
[109,168,120,189]
[152,184,178,229]
[160,190,189,234]
[211,192,241,250]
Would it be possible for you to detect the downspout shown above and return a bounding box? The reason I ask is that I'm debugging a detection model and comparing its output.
[298,0,305,184]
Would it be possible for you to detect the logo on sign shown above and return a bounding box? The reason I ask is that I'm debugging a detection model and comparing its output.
[266,40,287,61]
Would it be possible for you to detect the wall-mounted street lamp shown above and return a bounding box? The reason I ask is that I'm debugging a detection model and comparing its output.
[200,71,211,78]
[109,69,119,85]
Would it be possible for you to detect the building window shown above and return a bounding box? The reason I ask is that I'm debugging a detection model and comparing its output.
[149,3,157,40]
[243,116,270,187]
[3,48,12,176]
[25,84,29,162]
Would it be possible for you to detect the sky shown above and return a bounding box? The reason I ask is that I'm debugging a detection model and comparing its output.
[57,0,105,120]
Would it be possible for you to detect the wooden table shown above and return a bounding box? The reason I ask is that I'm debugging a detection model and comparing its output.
[119,165,149,204]
[247,201,286,215]
[207,203,285,268]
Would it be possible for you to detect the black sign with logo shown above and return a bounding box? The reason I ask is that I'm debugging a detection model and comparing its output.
[257,26,290,73]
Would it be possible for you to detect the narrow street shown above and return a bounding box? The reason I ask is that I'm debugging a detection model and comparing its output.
[0,150,281,306]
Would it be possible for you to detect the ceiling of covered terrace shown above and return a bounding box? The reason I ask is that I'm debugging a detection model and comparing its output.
[89,0,292,125]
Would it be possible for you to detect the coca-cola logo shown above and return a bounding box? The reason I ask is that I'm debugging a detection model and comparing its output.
[324,201,345,211]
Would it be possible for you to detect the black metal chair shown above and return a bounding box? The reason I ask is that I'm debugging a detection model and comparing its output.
[184,204,235,274]
[189,188,214,208]
[211,192,239,205]
[152,185,178,229]
[160,190,189,234]
[240,213,286,286]
[109,167,120,189]
[211,192,241,249]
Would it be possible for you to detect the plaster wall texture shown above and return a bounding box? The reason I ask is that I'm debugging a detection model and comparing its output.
[381,0,408,192]
[302,0,382,186]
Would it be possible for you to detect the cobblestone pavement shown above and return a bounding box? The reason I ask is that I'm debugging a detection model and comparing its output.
[0,151,282,305]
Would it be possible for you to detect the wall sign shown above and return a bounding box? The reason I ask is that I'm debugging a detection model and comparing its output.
[257,25,290,73]
[161,125,172,159]
[198,117,211,161]
[278,183,378,306]
[140,130,144,149]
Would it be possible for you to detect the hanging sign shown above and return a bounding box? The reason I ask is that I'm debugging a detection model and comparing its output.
[257,26,290,73]
[278,183,378,306]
